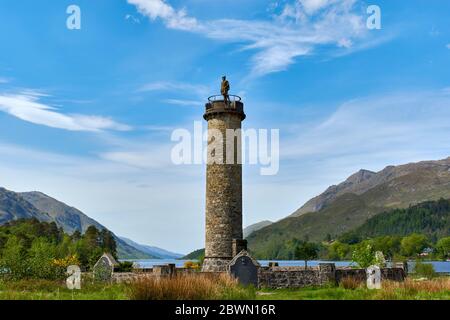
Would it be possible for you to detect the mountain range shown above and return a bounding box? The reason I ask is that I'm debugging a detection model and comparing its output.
[119,237,183,259]
[247,157,450,257]
[0,187,182,259]
[243,220,273,238]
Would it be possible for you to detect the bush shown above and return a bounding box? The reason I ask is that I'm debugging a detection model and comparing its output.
[128,274,255,300]
[183,261,201,270]
[327,241,351,260]
[0,220,118,277]
[401,234,428,258]
[0,237,73,280]
[413,261,437,279]
[0,236,28,280]
[351,243,376,268]
[116,261,134,273]
[28,238,65,280]
[435,237,450,260]
[52,255,80,269]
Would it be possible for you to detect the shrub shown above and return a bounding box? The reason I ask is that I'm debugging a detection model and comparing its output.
[0,236,28,280]
[116,261,134,273]
[28,238,65,280]
[435,237,450,260]
[128,274,255,300]
[351,243,376,268]
[400,234,428,258]
[0,237,76,280]
[52,255,80,269]
[183,261,201,270]
[413,261,437,279]
[327,241,351,260]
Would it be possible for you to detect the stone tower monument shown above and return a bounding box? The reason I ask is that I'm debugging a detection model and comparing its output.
[202,84,247,272]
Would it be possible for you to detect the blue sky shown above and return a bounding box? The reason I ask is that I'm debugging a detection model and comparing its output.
[0,0,449,253]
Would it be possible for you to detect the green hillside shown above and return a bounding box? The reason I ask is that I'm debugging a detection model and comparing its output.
[339,198,450,243]
[247,158,450,259]
[182,248,204,260]
[0,188,154,260]
[247,192,384,258]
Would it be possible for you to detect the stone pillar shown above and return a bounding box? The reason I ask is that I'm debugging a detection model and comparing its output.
[395,261,409,274]
[232,239,248,257]
[153,265,170,277]
[319,263,336,285]
[168,263,176,278]
[202,99,246,272]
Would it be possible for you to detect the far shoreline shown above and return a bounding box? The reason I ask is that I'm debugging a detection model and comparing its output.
[120,259,450,274]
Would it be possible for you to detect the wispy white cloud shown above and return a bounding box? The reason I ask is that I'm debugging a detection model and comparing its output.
[125,14,141,24]
[101,149,172,169]
[143,124,177,132]
[139,81,209,97]
[162,99,203,107]
[128,0,198,30]
[298,0,341,15]
[128,0,380,76]
[0,77,10,84]
[0,91,131,132]
[281,89,450,162]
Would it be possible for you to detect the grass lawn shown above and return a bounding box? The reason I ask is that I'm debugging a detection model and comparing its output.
[0,277,448,300]
[257,278,450,300]
[0,279,129,300]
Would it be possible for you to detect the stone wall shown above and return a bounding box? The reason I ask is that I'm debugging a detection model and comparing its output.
[111,267,200,283]
[335,268,366,283]
[112,272,150,283]
[335,267,406,283]
[110,263,406,288]
[258,268,321,289]
[258,264,406,289]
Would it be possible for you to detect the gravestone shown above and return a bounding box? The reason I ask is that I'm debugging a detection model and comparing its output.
[66,265,81,290]
[93,253,117,282]
[366,265,382,289]
[228,250,260,287]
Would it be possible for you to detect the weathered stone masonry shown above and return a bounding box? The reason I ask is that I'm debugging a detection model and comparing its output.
[258,264,406,289]
[202,100,246,272]
[110,263,406,288]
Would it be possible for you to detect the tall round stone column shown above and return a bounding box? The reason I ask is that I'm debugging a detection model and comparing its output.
[202,98,246,272]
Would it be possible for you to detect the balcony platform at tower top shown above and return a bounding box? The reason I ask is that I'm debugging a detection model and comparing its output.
[204,95,246,121]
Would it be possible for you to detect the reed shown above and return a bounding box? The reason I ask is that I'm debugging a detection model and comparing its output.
[128,273,255,300]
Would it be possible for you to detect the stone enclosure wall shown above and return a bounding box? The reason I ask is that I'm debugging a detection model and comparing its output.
[110,263,405,289]
[335,267,405,284]
[258,263,406,289]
